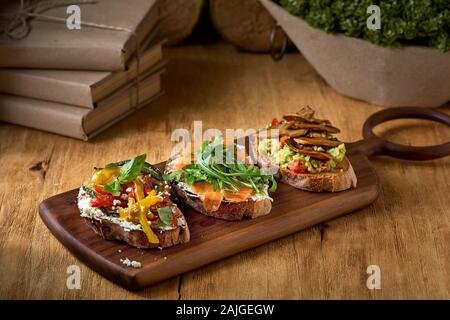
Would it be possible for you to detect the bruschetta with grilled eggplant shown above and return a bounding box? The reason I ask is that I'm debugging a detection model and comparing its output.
[77,154,190,249]
[165,137,277,221]
[253,106,357,192]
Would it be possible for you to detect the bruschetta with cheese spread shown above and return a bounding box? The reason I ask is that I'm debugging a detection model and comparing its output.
[77,154,190,249]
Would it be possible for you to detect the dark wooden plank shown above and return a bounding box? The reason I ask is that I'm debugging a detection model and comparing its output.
[38,150,379,290]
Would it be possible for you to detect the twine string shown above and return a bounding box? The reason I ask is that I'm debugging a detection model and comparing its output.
[1,0,142,109]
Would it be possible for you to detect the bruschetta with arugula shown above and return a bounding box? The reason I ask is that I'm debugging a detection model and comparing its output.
[165,137,277,221]
[77,154,190,249]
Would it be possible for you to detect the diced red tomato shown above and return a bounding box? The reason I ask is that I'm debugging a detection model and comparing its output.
[120,182,133,193]
[113,196,127,207]
[288,160,307,174]
[120,182,135,199]
[151,202,167,211]
[280,135,288,148]
[271,118,279,127]
[143,181,153,197]
[91,195,114,208]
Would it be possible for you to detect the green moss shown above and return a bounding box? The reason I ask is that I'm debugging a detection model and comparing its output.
[276,0,450,52]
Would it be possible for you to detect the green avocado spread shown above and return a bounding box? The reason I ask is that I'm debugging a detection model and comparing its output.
[258,139,346,173]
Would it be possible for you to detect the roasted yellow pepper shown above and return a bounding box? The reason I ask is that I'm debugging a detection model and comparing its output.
[91,167,120,185]
[138,190,161,211]
[114,179,162,244]
[134,179,145,201]
[134,179,160,244]
[139,210,159,244]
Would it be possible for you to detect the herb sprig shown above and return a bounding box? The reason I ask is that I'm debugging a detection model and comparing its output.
[103,154,147,194]
[165,137,277,199]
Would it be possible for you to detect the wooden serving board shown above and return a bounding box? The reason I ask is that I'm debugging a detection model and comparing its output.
[39,146,379,290]
[38,107,450,290]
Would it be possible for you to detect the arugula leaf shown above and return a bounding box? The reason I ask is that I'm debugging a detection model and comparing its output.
[154,184,163,193]
[83,185,96,198]
[104,160,127,169]
[103,180,121,194]
[103,154,147,193]
[163,171,182,182]
[104,159,162,181]
[157,206,174,226]
[166,137,277,200]
[119,154,147,184]
[142,162,163,181]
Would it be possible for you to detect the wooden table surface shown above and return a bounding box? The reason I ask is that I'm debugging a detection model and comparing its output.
[0,42,449,299]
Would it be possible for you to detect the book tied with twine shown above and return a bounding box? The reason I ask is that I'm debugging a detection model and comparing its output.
[0,0,158,71]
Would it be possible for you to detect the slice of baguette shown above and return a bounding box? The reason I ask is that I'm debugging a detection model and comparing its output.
[171,183,272,221]
[249,135,357,192]
[78,189,190,249]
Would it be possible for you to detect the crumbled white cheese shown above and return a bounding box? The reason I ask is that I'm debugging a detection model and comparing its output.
[77,187,180,232]
[120,258,142,268]
[125,187,132,193]
[113,199,122,206]
[177,217,186,226]
[78,188,142,231]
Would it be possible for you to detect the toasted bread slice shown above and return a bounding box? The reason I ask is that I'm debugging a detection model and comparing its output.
[84,212,190,249]
[78,187,190,249]
[171,183,272,221]
[249,134,357,192]
[279,157,357,192]
[165,137,275,221]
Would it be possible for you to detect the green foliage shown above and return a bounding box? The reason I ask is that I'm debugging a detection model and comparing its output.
[104,158,162,181]
[165,137,277,199]
[276,0,450,51]
[118,154,147,184]
[103,154,147,194]
[156,207,174,226]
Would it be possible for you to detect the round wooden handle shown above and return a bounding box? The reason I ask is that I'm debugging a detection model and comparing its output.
[362,107,450,160]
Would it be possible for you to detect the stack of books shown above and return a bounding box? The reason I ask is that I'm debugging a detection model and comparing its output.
[0,0,164,140]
